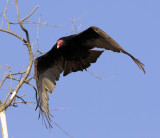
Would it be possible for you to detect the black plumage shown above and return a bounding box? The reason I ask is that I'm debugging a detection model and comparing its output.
[34,26,145,120]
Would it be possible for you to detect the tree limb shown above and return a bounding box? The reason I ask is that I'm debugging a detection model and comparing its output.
[0,29,25,42]
[33,16,41,57]
[21,6,39,22]
[5,0,33,109]
[3,0,10,31]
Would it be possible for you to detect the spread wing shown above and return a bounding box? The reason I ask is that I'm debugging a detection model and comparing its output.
[34,47,64,121]
[72,26,145,73]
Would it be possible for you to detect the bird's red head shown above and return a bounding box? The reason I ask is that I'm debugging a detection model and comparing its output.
[57,39,64,49]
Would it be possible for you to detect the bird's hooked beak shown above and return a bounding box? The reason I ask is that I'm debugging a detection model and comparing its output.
[57,44,60,49]
[57,39,64,49]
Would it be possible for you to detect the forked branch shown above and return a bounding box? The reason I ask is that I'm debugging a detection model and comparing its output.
[4,0,34,109]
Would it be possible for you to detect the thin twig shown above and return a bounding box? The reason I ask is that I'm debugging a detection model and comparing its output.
[0,71,26,89]
[10,71,26,76]
[51,121,74,138]
[86,69,105,80]
[70,19,76,34]
[26,76,35,82]
[11,94,27,105]
[70,11,88,34]
[3,0,10,31]
[37,50,45,54]
[7,65,12,94]
[77,10,88,21]
[50,108,69,111]
[26,103,38,110]
[10,21,65,27]
[0,20,4,29]
[33,16,41,57]
[0,29,25,42]
[77,24,82,32]
[0,75,8,89]
[86,69,114,80]
[3,65,13,103]
[21,6,39,22]
[70,19,81,34]
[6,76,37,93]
[16,0,29,43]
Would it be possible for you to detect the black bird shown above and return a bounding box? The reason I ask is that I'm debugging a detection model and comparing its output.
[34,26,145,119]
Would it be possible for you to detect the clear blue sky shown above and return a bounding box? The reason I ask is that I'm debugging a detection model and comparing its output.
[0,0,160,138]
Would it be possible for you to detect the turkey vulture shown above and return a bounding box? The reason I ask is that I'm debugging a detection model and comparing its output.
[34,26,145,120]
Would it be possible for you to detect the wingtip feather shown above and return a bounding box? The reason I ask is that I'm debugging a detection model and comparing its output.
[132,57,145,74]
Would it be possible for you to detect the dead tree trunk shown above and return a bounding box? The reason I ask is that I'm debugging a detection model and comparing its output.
[0,110,8,138]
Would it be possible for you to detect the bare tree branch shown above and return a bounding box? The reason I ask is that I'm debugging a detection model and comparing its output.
[0,110,8,138]
[5,0,34,109]
[86,69,105,80]
[3,0,10,31]
[70,11,88,34]
[21,6,39,22]
[3,65,13,104]
[9,21,65,27]
[33,16,41,57]
[9,94,27,106]
[16,0,29,43]
[51,121,74,138]
[7,65,12,96]
[0,20,4,29]
[0,75,8,90]
[26,75,35,82]
[86,69,114,81]
[6,76,37,93]
[0,71,26,90]
[0,29,25,41]
[50,108,69,111]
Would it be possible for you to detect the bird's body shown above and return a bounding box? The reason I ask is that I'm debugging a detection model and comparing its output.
[34,26,145,120]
